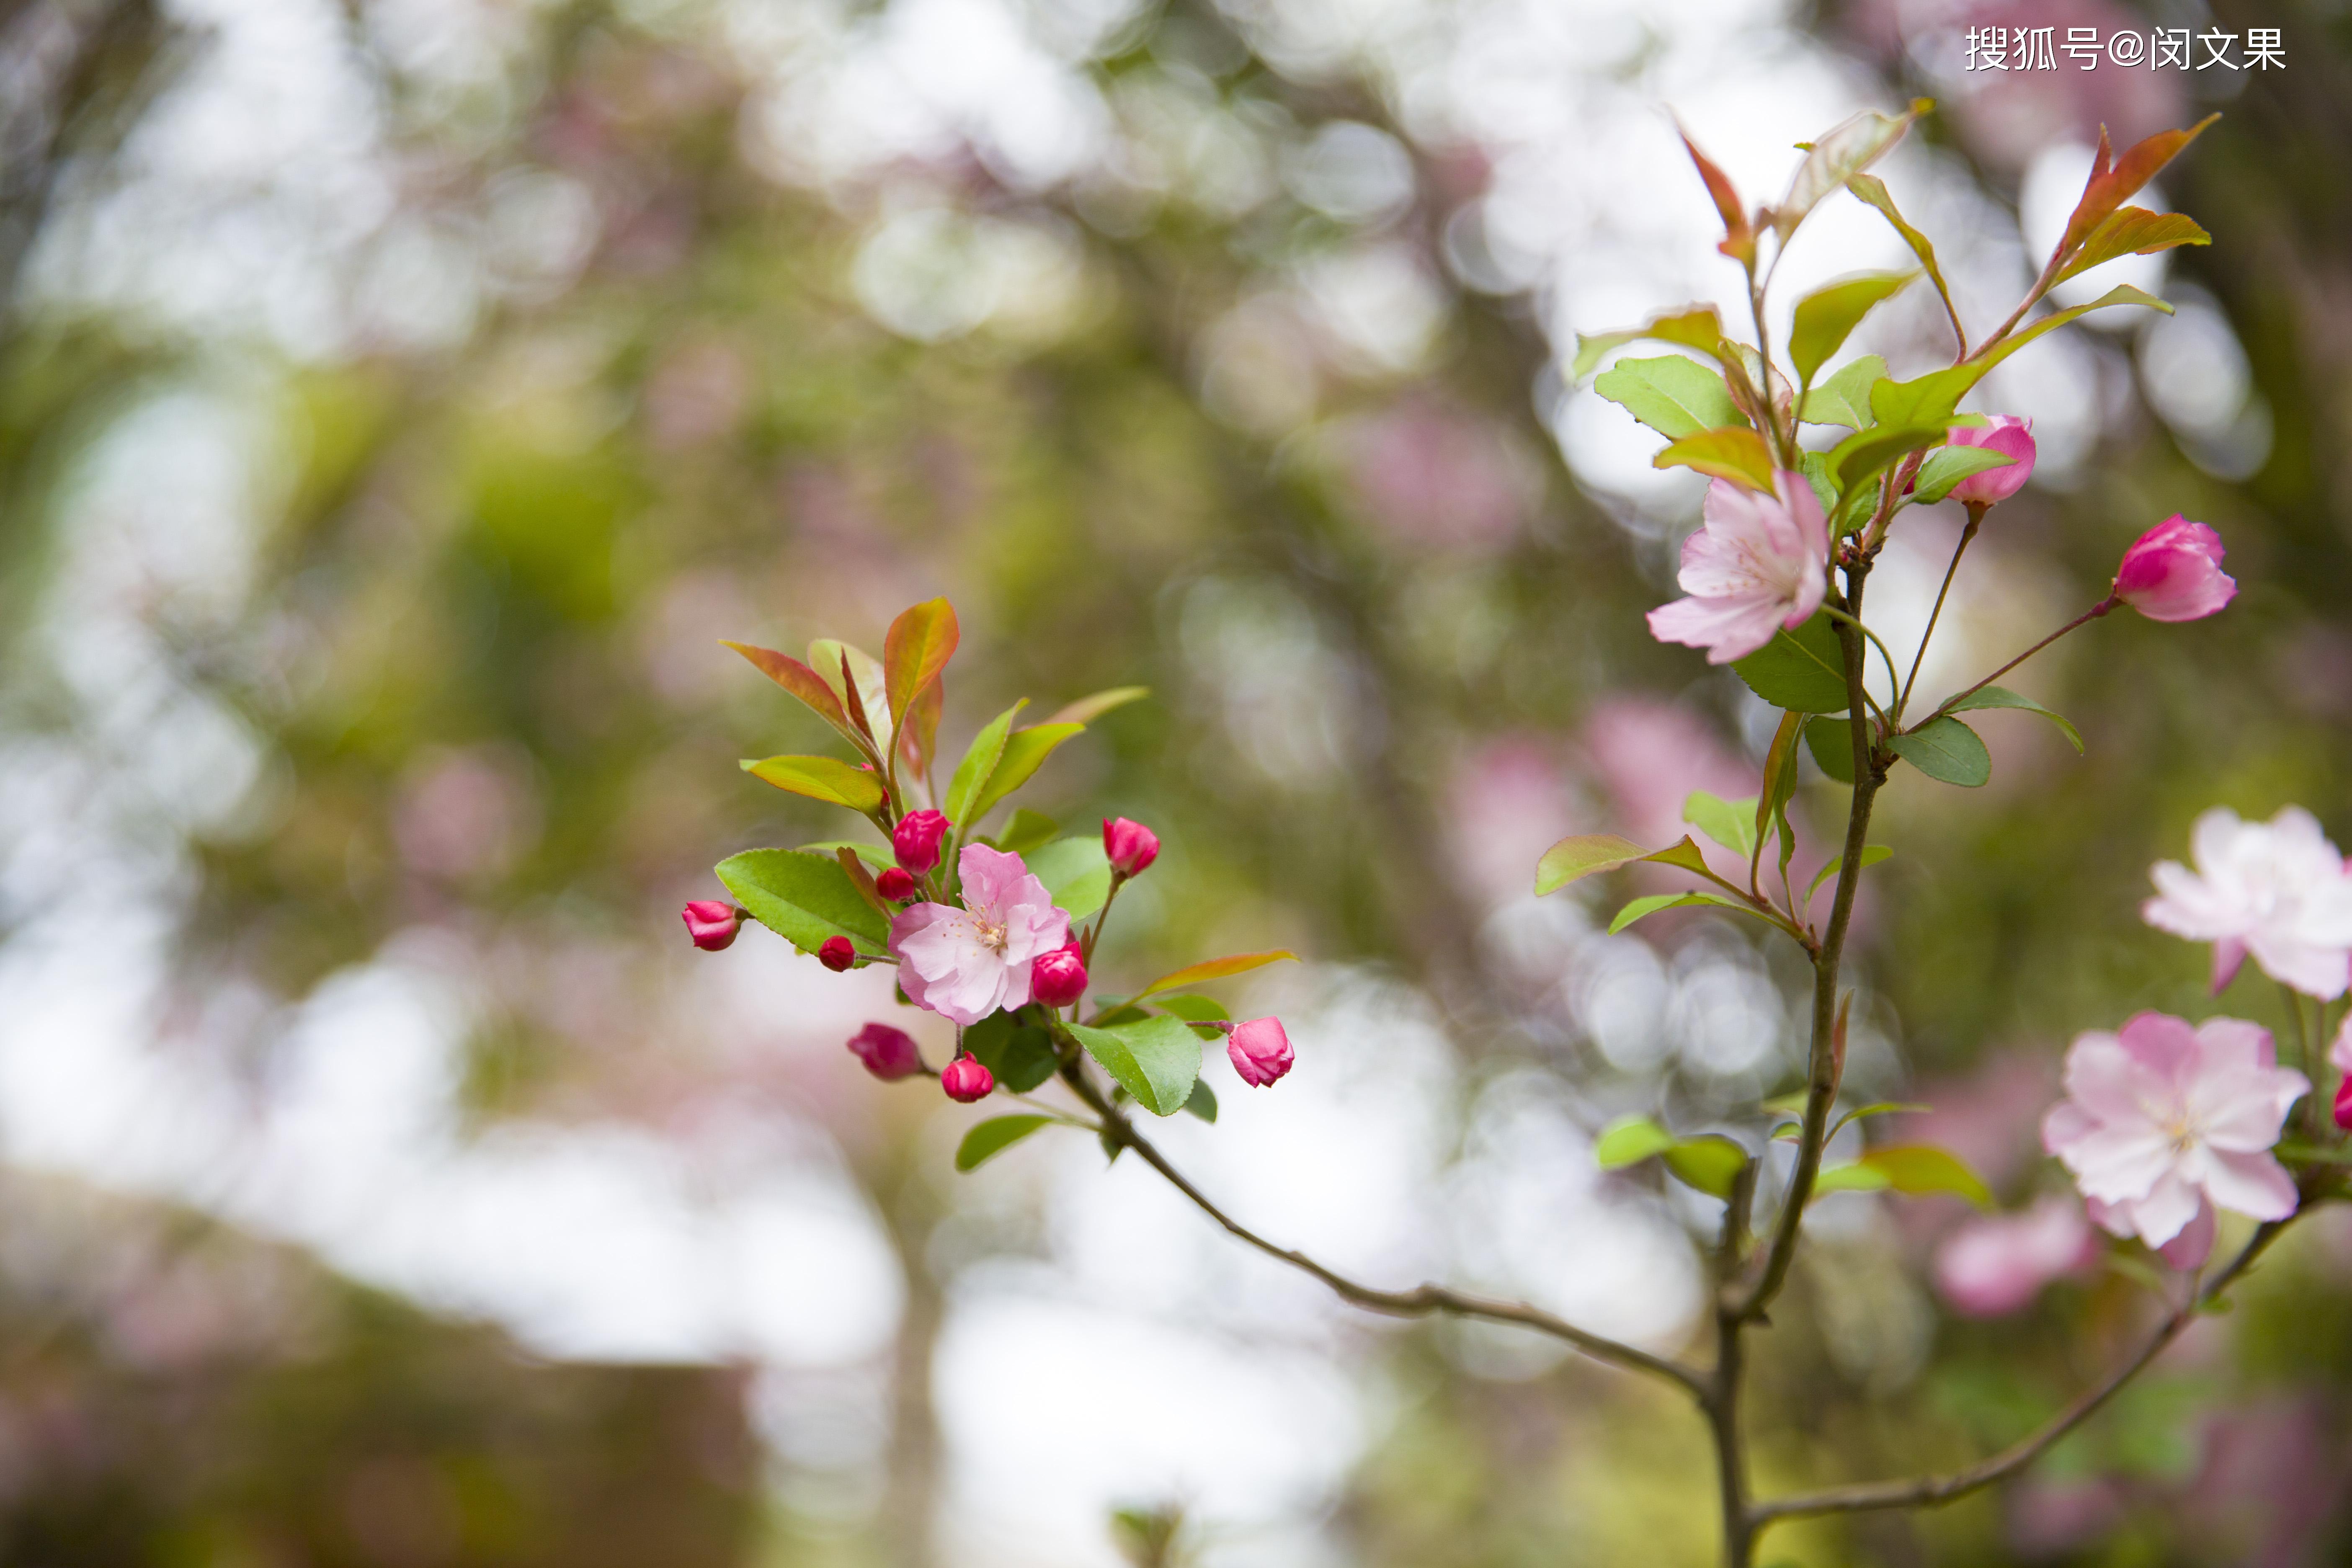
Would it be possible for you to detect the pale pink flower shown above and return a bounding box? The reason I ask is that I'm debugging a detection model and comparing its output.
[2142,806,2352,999]
[1645,474,1828,664]
[890,845,1071,1026]
[2112,516,2236,622]
[1946,414,2035,506]
[1933,1194,2097,1317]
[2042,1011,2307,1265]
[1228,1017,1294,1087]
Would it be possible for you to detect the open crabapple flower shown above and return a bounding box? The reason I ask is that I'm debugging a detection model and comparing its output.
[2141,805,2352,999]
[1644,473,1828,665]
[1946,414,2035,507]
[888,845,1071,1027]
[1932,1194,2097,1318]
[2042,1012,2308,1271]
[2111,516,2237,622]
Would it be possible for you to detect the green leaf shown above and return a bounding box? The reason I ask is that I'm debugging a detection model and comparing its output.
[1155,993,1230,1024]
[1856,1145,1994,1209]
[1910,444,2018,506]
[1642,835,1716,879]
[1805,844,1891,901]
[1069,1016,1202,1117]
[1732,613,1851,714]
[1138,950,1300,998]
[1595,1115,1674,1169]
[801,839,894,870]
[1943,686,2084,753]
[1888,716,1991,787]
[1184,1078,1219,1123]
[944,700,1025,825]
[1827,1101,1929,1141]
[1663,1135,1749,1199]
[2056,206,2210,283]
[994,808,1060,856]
[962,1012,1060,1093]
[1796,450,1838,514]
[1653,426,1776,491]
[1772,101,1925,240]
[1978,285,2171,370]
[1683,791,1758,860]
[1826,420,1955,493]
[1868,367,1976,429]
[714,848,891,955]
[1844,175,1960,351]
[1811,1162,1891,1196]
[1797,355,1885,429]
[882,598,959,729]
[1804,714,1859,785]
[1608,892,1753,935]
[1592,355,1745,441]
[1758,710,1805,880]
[955,1115,1055,1172]
[1534,833,1653,896]
[969,722,1086,823]
[1045,686,1149,726]
[1790,271,1916,385]
[742,755,887,813]
[1025,836,1112,921]
[1570,305,1726,380]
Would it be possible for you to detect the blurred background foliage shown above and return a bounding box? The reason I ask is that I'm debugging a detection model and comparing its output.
[3,0,2352,1563]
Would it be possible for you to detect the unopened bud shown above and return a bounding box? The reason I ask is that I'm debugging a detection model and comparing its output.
[1102,817,1160,879]
[893,810,950,873]
[2113,516,2236,622]
[1227,1016,1294,1088]
[818,936,857,972]
[847,1022,923,1081]
[1947,414,2035,507]
[2335,1076,2352,1134]
[876,866,919,902]
[681,901,746,952]
[941,1053,994,1103]
[1030,940,1088,1008]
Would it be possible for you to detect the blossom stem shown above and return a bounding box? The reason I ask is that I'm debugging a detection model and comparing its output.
[1046,1044,1710,1397]
[1929,595,2118,723]
[1818,606,1899,723]
[1896,507,1983,721]
[1747,1209,2300,1530]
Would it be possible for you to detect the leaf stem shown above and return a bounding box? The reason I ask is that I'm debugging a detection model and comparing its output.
[1896,505,1983,721]
[1927,595,2119,725]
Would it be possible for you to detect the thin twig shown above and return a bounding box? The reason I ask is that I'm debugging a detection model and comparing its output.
[1926,596,2118,725]
[1896,507,1983,721]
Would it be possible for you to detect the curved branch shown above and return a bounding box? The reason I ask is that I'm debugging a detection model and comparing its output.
[1750,1213,2298,1526]
[1055,1055,1710,1399]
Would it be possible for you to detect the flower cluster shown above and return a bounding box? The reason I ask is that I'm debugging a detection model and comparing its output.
[681,599,1293,1141]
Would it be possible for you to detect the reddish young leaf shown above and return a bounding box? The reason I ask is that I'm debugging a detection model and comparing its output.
[900,676,944,777]
[2056,115,2219,266]
[1137,951,1301,998]
[2054,206,2212,283]
[882,598,959,728]
[724,642,866,750]
[1676,122,1754,263]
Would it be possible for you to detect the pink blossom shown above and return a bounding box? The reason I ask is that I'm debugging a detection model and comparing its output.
[1103,817,1160,879]
[1228,1017,1294,1087]
[1645,474,1828,664]
[1946,414,2035,506]
[1030,940,1088,1008]
[1933,1194,2097,1317]
[2112,516,2236,622]
[2142,806,2352,999]
[889,845,1071,1026]
[847,1023,923,1081]
[818,936,856,972]
[941,1054,994,1102]
[681,901,744,952]
[894,810,950,872]
[2042,1011,2307,1263]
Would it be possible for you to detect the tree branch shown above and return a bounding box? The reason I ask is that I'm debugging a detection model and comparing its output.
[1052,1053,1710,1399]
[1749,1213,2299,1527]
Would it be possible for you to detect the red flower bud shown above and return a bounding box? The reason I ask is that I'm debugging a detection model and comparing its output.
[893,810,950,873]
[818,936,857,972]
[847,1022,923,1081]
[1030,940,1088,1008]
[2335,1075,2352,1134]
[681,901,746,952]
[1102,817,1159,879]
[1227,1016,1293,1087]
[876,866,919,902]
[941,1053,994,1103]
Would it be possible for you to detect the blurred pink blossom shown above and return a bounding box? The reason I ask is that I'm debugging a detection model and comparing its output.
[1339,397,1537,552]
[1446,737,1576,906]
[392,744,540,882]
[2043,1012,2307,1266]
[2142,806,2352,999]
[1646,475,1828,664]
[1580,699,1757,857]
[1933,1193,2097,1316]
